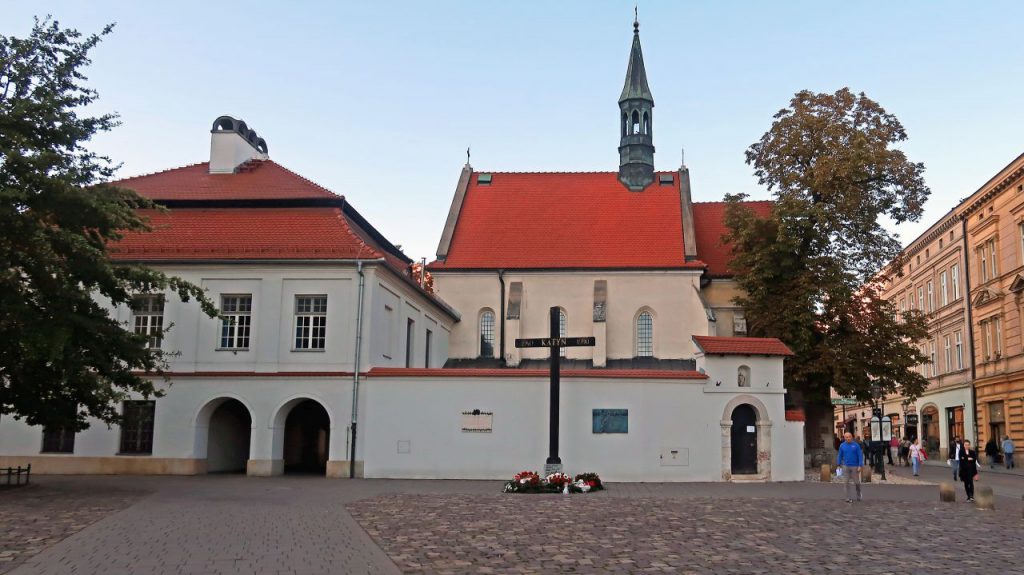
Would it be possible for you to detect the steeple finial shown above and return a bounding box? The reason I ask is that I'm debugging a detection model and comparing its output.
[634,6,639,32]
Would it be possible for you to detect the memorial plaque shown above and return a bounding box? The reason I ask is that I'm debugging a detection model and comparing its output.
[461,409,493,433]
[515,336,596,348]
[592,409,628,433]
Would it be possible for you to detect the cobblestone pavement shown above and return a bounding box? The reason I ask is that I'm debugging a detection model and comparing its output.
[348,492,1024,575]
[4,475,1024,575]
[0,481,146,574]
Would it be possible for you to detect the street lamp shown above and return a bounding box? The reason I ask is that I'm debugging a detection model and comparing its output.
[869,387,891,481]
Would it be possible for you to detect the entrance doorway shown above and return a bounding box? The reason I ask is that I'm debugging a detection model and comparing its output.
[283,400,330,474]
[731,404,758,475]
[921,405,939,454]
[206,399,252,473]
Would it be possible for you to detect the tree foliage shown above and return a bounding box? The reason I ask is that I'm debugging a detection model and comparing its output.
[0,18,216,431]
[724,88,931,406]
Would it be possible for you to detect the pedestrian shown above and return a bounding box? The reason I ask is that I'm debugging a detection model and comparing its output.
[889,435,898,466]
[959,439,980,502]
[836,431,864,503]
[985,437,999,469]
[899,439,910,467]
[909,437,925,476]
[1002,435,1015,470]
[948,435,962,481]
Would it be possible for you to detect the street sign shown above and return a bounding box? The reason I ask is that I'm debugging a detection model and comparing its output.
[905,414,919,425]
[515,337,596,348]
[830,397,857,406]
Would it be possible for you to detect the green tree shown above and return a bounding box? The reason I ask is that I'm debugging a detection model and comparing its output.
[0,18,216,431]
[724,88,931,456]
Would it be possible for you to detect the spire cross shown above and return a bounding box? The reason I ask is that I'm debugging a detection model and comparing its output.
[634,6,639,32]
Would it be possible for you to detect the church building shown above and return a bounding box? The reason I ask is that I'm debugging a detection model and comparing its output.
[0,17,804,482]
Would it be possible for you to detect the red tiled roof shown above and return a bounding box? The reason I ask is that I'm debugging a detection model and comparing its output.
[431,172,704,270]
[692,336,794,357]
[367,368,707,379]
[110,207,383,261]
[692,201,772,277]
[113,161,339,201]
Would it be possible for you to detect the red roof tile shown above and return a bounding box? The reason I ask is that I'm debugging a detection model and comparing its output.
[691,336,794,357]
[113,161,339,201]
[691,201,772,277]
[110,207,383,261]
[367,368,707,379]
[431,172,704,270]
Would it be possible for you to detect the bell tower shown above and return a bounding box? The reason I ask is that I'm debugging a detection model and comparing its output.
[617,13,655,191]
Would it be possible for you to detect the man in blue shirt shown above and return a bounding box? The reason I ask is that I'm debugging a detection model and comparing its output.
[837,431,865,502]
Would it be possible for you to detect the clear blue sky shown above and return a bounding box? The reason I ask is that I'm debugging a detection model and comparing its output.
[6,1,1024,261]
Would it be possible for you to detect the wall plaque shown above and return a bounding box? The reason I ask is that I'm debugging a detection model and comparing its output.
[461,409,493,433]
[592,409,628,433]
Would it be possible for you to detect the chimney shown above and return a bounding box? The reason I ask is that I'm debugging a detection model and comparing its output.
[209,115,269,174]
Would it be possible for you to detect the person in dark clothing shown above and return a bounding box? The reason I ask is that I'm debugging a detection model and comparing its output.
[985,437,1000,469]
[959,440,980,502]
[948,436,963,481]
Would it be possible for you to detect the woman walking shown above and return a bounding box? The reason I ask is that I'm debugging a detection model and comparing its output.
[959,439,980,502]
[909,438,925,476]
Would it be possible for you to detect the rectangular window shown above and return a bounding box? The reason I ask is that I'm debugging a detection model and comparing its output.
[927,280,934,312]
[41,427,75,453]
[951,264,960,300]
[917,287,924,312]
[119,400,155,454]
[131,295,165,349]
[939,271,948,307]
[989,238,998,278]
[424,329,432,368]
[981,319,992,360]
[220,295,252,349]
[995,316,1003,357]
[929,341,936,377]
[978,246,988,282]
[944,335,951,375]
[405,318,415,367]
[955,331,964,370]
[1020,222,1024,266]
[294,295,327,350]
[384,305,394,359]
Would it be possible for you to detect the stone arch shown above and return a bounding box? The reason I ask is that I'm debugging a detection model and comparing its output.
[720,394,772,480]
[270,395,333,475]
[621,112,628,138]
[631,110,640,134]
[642,111,650,135]
[192,395,256,465]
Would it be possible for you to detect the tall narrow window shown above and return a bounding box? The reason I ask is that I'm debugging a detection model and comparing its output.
[383,305,394,358]
[636,311,653,357]
[558,309,567,357]
[982,319,992,360]
[929,341,936,377]
[41,427,75,453]
[132,295,164,349]
[978,246,988,282]
[926,281,934,312]
[988,238,998,279]
[995,316,1003,357]
[955,331,964,370]
[424,329,432,368]
[917,287,924,312]
[951,264,961,299]
[1020,222,1024,266]
[944,335,951,375]
[294,295,327,350]
[900,299,906,319]
[220,295,252,350]
[119,400,155,454]
[479,310,495,358]
[405,318,415,367]
[939,271,948,307]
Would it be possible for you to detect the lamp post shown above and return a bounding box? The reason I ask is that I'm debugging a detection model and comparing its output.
[870,387,890,481]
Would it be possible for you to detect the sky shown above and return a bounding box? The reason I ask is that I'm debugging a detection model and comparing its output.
[5,1,1024,262]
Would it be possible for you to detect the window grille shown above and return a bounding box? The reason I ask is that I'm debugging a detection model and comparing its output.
[119,400,155,454]
[479,311,495,358]
[636,311,653,357]
[132,295,164,349]
[294,295,327,350]
[220,295,252,349]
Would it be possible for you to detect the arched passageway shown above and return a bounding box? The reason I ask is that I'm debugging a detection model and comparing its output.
[206,399,252,473]
[730,404,758,475]
[283,399,331,474]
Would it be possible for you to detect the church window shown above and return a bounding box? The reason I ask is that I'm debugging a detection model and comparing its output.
[558,308,567,357]
[642,111,650,135]
[738,365,751,387]
[636,310,653,357]
[631,110,640,134]
[479,310,495,358]
[621,113,627,137]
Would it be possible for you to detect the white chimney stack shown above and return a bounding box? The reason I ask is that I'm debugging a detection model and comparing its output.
[209,115,269,174]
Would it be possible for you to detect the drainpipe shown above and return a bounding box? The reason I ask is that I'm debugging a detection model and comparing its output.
[961,217,979,445]
[350,261,367,478]
[498,270,506,365]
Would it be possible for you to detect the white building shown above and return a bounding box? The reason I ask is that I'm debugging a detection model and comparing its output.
[0,18,805,481]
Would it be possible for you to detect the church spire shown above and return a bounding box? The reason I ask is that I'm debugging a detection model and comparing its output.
[617,11,655,191]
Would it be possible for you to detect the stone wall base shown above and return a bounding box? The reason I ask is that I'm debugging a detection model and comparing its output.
[0,456,205,475]
[326,460,363,478]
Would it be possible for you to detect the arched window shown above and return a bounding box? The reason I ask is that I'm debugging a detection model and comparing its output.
[558,308,567,357]
[479,310,495,358]
[636,310,653,357]
[738,365,751,387]
[631,110,640,135]
[642,111,650,135]
[621,112,628,138]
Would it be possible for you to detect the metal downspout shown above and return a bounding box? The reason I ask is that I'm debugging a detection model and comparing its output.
[961,217,979,444]
[498,270,506,365]
[350,261,366,478]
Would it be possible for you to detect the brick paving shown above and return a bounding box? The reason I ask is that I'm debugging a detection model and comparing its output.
[0,481,146,574]
[3,475,1024,575]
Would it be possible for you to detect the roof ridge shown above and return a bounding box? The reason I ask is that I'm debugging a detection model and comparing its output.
[269,160,343,199]
[111,161,208,184]
[331,207,383,260]
[692,199,774,205]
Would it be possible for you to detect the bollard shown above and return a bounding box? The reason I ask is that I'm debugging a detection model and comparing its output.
[861,465,872,483]
[939,482,956,503]
[975,485,995,510]
[820,464,832,482]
